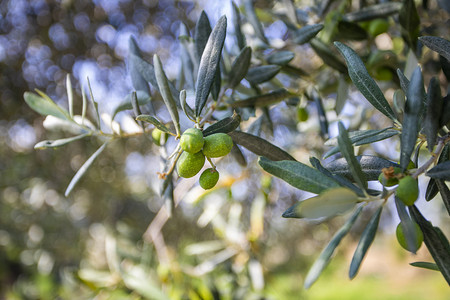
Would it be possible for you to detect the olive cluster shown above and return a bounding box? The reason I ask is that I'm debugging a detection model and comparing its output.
[175,128,233,189]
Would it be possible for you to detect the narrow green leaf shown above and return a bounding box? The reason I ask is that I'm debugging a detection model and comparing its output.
[400,66,423,170]
[179,23,195,89]
[426,161,450,180]
[65,142,108,197]
[231,89,290,108]
[195,15,227,117]
[153,54,180,137]
[337,122,367,190]
[283,188,359,219]
[334,42,396,121]
[66,74,74,118]
[243,0,268,44]
[335,75,349,115]
[349,206,382,279]
[245,65,281,84]
[395,197,422,253]
[409,205,450,285]
[440,95,450,128]
[34,133,89,149]
[24,92,70,120]
[410,262,440,271]
[195,11,212,62]
[229,46,252,88]
[81,87,87,124]
[86,78,101,129]
[231,143,247,167]
[393,89,405,119]
[231,131,295,162]
[312,90,329,139]
[258,157,340,194]
[128,37,153,100]
[309,157,364,197]
[426,144,450,201]
[310,39,347,73]
[440,55,450,81]
[343,2,402,22]
[304,205,363,289]
[420,36,450,64]
[179,90,195,121]
[266,50,295,66]
[424,77,443,151]
[232,1,246,50]
[324,128,399,158]
[326,155,399,181]
[293,24,324,45]
[203,112,241,136]
[399,0,420,50]
[136,115,173,135]
[435,179,450,216]
[397,68,410,95]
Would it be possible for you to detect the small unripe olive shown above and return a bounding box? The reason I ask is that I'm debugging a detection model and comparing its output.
[176,151,205,178]
[202,133,233,158]
[378,167,401,187]
[396,176,419,206]
[368,19,389,37]
[396,222,423,251]
[199,168,219,189]
[297,107,309,122]
[180,128,204,153]
[152,128,168,146]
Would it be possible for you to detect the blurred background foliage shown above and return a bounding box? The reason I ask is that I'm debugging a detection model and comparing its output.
[0,0,449,299]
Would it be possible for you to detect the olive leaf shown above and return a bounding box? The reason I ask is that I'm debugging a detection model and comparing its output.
[243,0,268,44]
[195,15,227,117]
[325,155,399,181]
[419,36,450,62]
[24,91,71,121]
[231,89,291,108]
[203,112,241,136]
[399,0,420,50]
[245,65,281,84]
[309,157,364,197]
[304,205,363,289]
[334,42,397,121]
[153,54,180,137]
[337,122,367,190]
[349,206,382,279]
[231,131,295,162]
[65,142,108,197]
[336,21,367,41]
[324,128,399,158]
[258,157,340,194]
[232,1,246,50]
[426,144,450,201]
[229,46,252,88]
[397,68,410,95]
[424,77,443,151]
[112,91,151,120]
[136,115,173,135]
[410,262,440,271]
[34,133,90,149]
[312,90,329,139]
[395,197,422,254]
[310,39,347,73]
[266,50,295,66]
[128,37,153,98]
[194,11,212,63]
[179,90,195,121]
[282,188,359,219]
[409,206,450,285]
[86,78,101,130]
[426,161,450,180]
[179,23,195,89]
[435,180,450,216]
[66,74,74,118]
[293,24,324,45]
[343,2,402,22]
[400,66,423,170]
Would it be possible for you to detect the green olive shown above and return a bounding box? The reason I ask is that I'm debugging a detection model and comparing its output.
[396,222,423,252]
[368,19,389,37]
[202,133,233,158]
[180,128,204,154]
[152,128,168,146]
[176,151,205,178]
[378,167,402,187]
[297,107,309,122]
[199,168,219,189]
[396,176,419,206]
